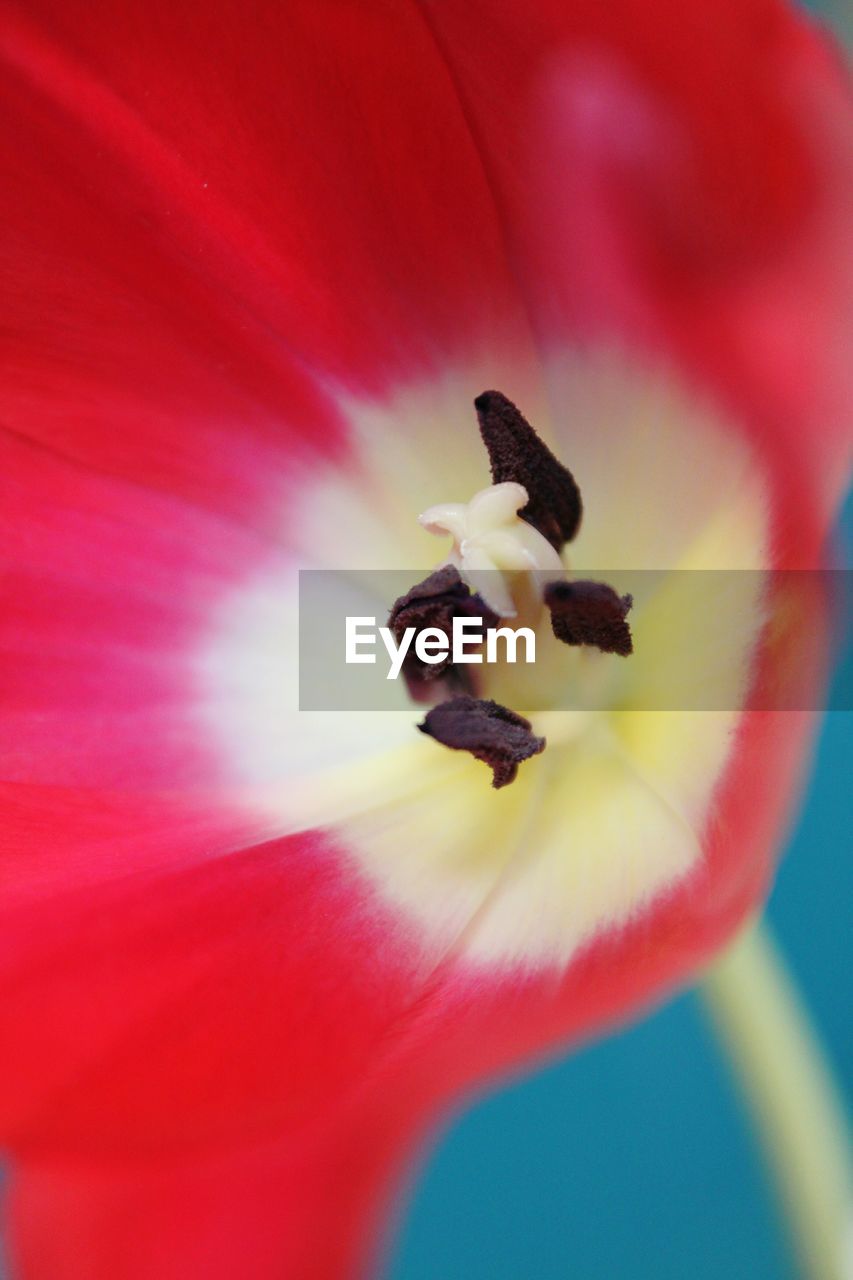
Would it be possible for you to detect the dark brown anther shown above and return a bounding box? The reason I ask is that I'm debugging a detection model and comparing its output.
[418,696,545,789]
[543,580,633,657]
[388,566,499,703]
[474,390,582,550]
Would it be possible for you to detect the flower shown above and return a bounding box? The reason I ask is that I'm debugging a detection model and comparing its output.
[0,1,849,1277]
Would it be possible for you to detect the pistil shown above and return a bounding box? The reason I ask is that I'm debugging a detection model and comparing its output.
[419,481,562,617]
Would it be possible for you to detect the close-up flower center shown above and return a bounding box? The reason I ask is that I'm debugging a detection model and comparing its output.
[202,347,770,968]
[393,389,634,787]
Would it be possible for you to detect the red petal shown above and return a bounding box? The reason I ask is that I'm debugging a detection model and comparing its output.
[420,0,852,539]
[0,830,430,1152]
[8,1100,419,1280]
[2,0,537,506]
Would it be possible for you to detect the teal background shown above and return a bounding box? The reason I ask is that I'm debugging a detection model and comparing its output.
[389,499,851,1279]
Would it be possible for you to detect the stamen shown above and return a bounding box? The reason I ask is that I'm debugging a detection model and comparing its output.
[418,696,546,789]
[398,391,631,786]
[387,566,498,702]
[474,390,582,551]
[543,580,634,657]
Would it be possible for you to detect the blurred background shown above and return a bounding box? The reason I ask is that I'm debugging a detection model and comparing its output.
[389,496,851,1278]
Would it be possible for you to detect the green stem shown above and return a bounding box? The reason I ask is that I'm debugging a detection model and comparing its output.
[702,919,852,1280]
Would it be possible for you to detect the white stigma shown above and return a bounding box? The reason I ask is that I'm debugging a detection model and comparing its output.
[419,481,564,616]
